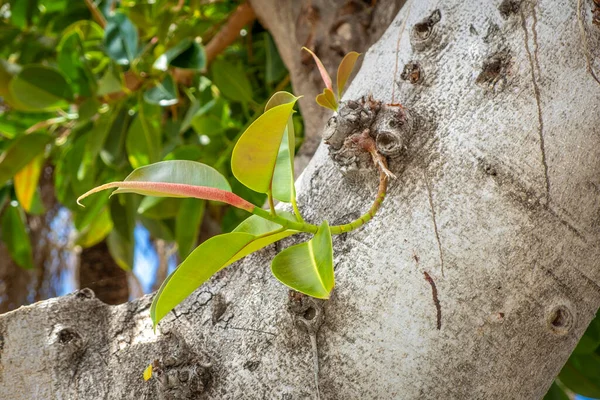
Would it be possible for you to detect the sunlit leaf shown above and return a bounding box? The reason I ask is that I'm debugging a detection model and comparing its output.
[151,213,298,327]
[1,202,34,269]
[154,38,206,71]
[144,75,178,106]
[265,92,296,203]
[231,97,298,194]
[9,66,73,111]
[315,88,337,111]
[336,51,360,99]
[271,220,334,298]
[211,59,253,103]
[104,12,139,66]
[0,133,51,185]
[14,154,44,212]
[77,161,255,212]
[302,47,333,91]
[126,103,161,169]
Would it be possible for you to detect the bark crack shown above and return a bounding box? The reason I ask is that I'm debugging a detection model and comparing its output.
[577,0,600,86]
[423,271,442,330]
[424,170,445,276]
[521,5,551,205]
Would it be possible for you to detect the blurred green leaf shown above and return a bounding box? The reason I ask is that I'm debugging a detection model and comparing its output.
[144,75,178,106]
[75,206,113,248]
[559,354,600,398]
[1,202,34,269]
[154,38,206,71]
[138,197,181,219]
[0,133,51,185]
[175,198,205,258]
[107,195,137,271]
[9,65,73,111]
[543,382,569,400]
[104,12,139,66]
[271,220,334,298]
[10,0,39,29]
[265,33,286,84]
[126,102,161,169]
[211,59,253,103]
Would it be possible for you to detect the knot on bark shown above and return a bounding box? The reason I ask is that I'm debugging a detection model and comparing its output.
[288,291,325,335]
[410,9,442,51]
[153,334,213,399]
[324,96,415,176]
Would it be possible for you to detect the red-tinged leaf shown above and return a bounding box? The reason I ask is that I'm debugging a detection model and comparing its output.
[14,154,44,212]
[77,161,255,212]
[302,47,333,91]
[337,51,361,99]
[316,88,337,111]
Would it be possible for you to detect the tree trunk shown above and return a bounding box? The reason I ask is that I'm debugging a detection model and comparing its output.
[78,241,129,305]
[1,1,600,399]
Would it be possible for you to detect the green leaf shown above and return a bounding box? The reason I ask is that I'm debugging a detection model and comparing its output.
[75,206,113,248]
[543,382,569,400]
[175,198,205,259]
[76,160,257,211]
[154,38,206,71]
[336,51,360,99]
[144,75,178,106]
[0,133,51,185]
[231,97,298,194]
[101,106,133,168]
[58,30,96,97]
[104,12,139,66]
[126,103,161,169]
[271,220,334,298]
[96,65,123,96]
[315,88,337,111]
[14,154,44,212]
[211,59,253,103]
[107,195,136,271]
[265,92,297,203]
[573,313,600,355]
[9,65,73,111]
[138,197,181,219]
[265,33,287,84]
[1,202,34,269]
[151,214,297,327]
[302,47,333,91]
[558,355,600,398]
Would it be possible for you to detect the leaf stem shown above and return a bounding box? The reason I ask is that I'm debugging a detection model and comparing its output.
[250,170,388,236]
[268,192,277,216]
[291,197,304,222]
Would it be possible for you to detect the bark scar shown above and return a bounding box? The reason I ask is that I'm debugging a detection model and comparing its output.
[423,170,445,276]
[423,272,442,330]
[521,5,550,205]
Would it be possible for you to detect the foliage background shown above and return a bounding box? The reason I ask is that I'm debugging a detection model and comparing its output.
[0,1,597,398]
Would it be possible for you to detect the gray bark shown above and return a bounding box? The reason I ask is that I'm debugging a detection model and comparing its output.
[2,0,600,399]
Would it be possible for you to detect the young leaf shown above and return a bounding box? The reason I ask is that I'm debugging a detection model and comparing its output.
[107,196,136,271]
[9,65,73,111]
[271,220,334,298]
[151,214,298,327]
[315,88,337,111]
[0,133,51,185]
[14,154,44,212]
[77,160,255,212]
[231,97,298,194]
[1,202,34,269]
[265,92,297,203]
[336,51,360,99]
[302,47,333,91]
